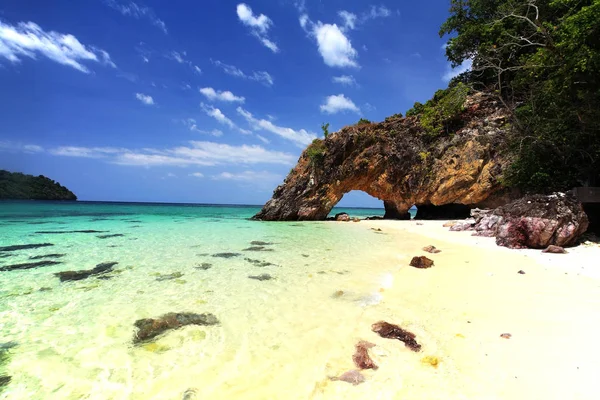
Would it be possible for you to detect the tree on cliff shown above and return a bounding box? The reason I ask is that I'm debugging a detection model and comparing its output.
[0,170,77,200]
[440,0,600,191]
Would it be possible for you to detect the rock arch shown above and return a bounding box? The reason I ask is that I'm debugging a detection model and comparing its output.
[254,93,513,221]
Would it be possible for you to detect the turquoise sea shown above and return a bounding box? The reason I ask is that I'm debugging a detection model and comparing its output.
[0,201,423,399]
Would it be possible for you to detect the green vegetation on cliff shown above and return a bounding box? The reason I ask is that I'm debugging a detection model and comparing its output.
[0,170,77,200]
[438,0,600,191]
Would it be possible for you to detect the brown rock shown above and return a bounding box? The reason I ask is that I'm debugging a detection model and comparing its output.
[422,245,441,254]
[494,193,588,249]
[335,213,350,222]
[252,92,512,221]
[371,321,421,352]
[542,245,567,254]
[500,333,512,339]
[352,340,378,370]
[443,221,458,228]
[133,312,219,343]
[409,256,434,269]
[330,370,365,385]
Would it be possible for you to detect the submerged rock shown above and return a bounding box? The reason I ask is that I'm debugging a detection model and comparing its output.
[352,340,378,370]
[242,246,274,252]
[133,312,219,343]
[371,321,421,352]
[35,230,107,234]
[29,253,66,260]
[244,258,276,267]
[212,253,241,258]
[248,274,273,281]
[542,245,567,254]
[55,262,118,282]
[195,263,213,270]
[250,241,273,246]
[0,375,10,389]
[0,243,54,252]
[0,260,62,272]
[155,272,184,281]
[422,245,441,254]
[97,234,125,239]
[330,370,365,386]
[409,256,434,269]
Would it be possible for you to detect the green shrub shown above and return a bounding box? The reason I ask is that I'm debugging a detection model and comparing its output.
[419,83,470,137]
[321,122,330,138]
[357,118,371,125]
[306,139,326,167]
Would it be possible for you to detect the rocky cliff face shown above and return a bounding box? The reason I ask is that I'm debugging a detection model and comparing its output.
[254,92,513,221]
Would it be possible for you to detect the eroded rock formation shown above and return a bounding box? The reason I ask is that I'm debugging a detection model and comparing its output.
[254,92,513,221]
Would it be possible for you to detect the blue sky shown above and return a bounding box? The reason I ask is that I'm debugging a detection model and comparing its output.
[0,0,464,206]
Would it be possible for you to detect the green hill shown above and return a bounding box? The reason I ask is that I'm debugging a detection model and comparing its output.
[0,170,77,200]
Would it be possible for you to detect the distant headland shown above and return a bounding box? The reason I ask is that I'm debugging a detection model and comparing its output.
[0,170,77,201]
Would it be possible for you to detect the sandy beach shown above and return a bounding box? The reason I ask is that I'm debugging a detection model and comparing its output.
[348,219,600,400]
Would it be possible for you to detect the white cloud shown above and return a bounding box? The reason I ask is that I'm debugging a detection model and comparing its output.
[237,3,279,53]
[182,119,224,137]
[212,170,282,182]
[200,103,239,130]
[256,135,270,144]
[211,59,274,86]
[0,21,115,73]
[104,0,167,34]
[199,87,245,103]
[443,59,472,82]
[320,94,360,114]
[189,172,204,178]
[49,146,126,158]
[237,107,316,147]
[366,5,391,19]
[194,65,202,74]
[300,17,358,68]
[0,141,44,153]
[135,93,154,105]
[338,11,357,30]
[166,50,201,74]
[170,51,185,64]
[332,75,356,86]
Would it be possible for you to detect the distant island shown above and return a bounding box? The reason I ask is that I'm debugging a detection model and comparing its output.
[0,170,77,200]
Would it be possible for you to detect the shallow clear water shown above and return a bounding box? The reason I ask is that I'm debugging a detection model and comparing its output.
[0,201,412,399]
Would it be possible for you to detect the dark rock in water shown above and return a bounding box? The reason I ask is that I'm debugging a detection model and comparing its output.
[55,262,118,282]
[0,342,17,351]
[301,254,310,257]
[248,274,273,281]
[0,375,10,389]
[250,241,273,246]
[212,252,241,258]
[133,312,219,343]
[96,276,113,280]
[29,253,66,260]
[372,321,421,352]
[542,245,567,254]
[409,256,434,269]
[97,234,125,239]
[0,260,62,272]
[487,193,588,249]
[353,340,378,370]
[35,230,107,234]
[422,245,441,254]
[242,246,274,252]
[330,370,365,385]
[156,272,184,281]
[195,263,213,270]
[335,212,350,222]
[0,243,54,252]
[244,258,276,267]
[518,270,526,274]
[39,287,52,292]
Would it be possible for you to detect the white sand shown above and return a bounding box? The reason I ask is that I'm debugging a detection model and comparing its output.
[352,219,600,400]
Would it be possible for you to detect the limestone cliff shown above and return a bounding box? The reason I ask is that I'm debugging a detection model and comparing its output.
[254,92,514,221]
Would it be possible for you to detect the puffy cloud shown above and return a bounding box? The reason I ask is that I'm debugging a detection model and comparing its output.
[320,94,360,114]
[104,0,167,34]
[200,103,236,129]
[332,75,356,86]
[338,11,357,30]
[135,93,154,105]
[236,3,279,53]
[0,21,115,73]
[212,170,282,182]
[199,87,245,103]
[211,59,274,86]
[300,16,358,68]
[443,59,472,81]
[237,107,316,147]
[366,5,391,19]
[189,172,204,178]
